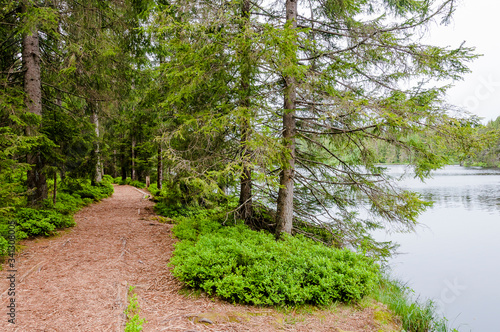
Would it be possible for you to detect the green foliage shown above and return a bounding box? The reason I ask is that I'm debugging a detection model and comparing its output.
[171,213,222,242]
[0,236,9,256]
[60,179,114,201]
[0,175,113,256]
[373,277,458,332]
[462,116,500,167]
[129,180,146,189]
[42,192,90,215]
[169,208,379,306]
[119,177,132,185]
[147,183,160,196]
[11,208,75,240]
[102,174,114,183]
[125,286,147,332]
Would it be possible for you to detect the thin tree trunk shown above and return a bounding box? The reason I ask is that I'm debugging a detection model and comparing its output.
[131,136,136,181]
[91,105,103,184]
[22,1,47,205]
[121,139,127,181]
[53,173,57,205]
[121,154,127,181]
[54,93,61,205]
[113,149,118,177]
[157,144,163,190]
[157,56,165,191]
[238,0,253,223]
[275,0,297,237]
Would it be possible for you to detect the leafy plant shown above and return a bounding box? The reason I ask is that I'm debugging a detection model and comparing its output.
[60,178,113,201]
[4,208,76,240]
[102,174,114,183]
[118,177,132,185]
[125,286,147,332]
[169,209,379,306]
[129,180,146,189]
[0,236,9,256]
[0,175,113,257]
[373,277,459,332]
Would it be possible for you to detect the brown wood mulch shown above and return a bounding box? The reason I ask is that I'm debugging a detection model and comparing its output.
[0,185,395,332]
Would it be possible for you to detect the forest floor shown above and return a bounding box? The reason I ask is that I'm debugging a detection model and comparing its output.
[0,185,399,332]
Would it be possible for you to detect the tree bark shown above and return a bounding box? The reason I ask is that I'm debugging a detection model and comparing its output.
[121,156,127,181]
[238,0,253,223]
[53,173,57,205]
[157,143,163,190]
[275,0,297,237]
[113,149,118,177]
[22,1,47,205]
[90,104,103,184]
[131,136,136,181]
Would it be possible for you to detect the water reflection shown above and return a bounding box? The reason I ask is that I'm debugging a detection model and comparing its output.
[384,165,500,213]
[380,165,500,332]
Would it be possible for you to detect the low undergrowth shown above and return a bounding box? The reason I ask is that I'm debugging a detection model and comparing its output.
[154,188,460,331]
[125,285,147,332]
[158,203,379,306]
[113,177,146,189]
[0,176,114,256]
[373,277,459,332]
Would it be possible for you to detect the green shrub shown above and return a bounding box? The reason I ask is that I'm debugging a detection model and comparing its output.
[102,174,114,183]
[42,192,87,215]
[83,197,93,205]
[61,179,113,201]
[119,177,131,185]
[129,180,146,189]
[95,181,114,196]
[170,217,379,306]
[172,214,222,242]
[0,236,8,256]
[155,202,201,219]
[147,183,160,196]
[113,176,122,184]
[0,176,114,258]
[14,208,75,239]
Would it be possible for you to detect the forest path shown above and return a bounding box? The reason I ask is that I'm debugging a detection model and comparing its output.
[1,185,384,332]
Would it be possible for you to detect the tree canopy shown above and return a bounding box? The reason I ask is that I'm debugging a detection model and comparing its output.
[0,0,491,257]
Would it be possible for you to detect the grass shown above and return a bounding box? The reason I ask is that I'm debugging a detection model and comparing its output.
[372,277,458,332]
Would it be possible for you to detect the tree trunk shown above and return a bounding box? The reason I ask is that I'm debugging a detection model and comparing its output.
[238,0,253,223]
[120,141,127,181]
[113,149,118,177]
[91,104,103,184]
[22,1,47,205]
[53,173,57,205]
[157,143,163,190]
[275,0,297,237]
[131,136,136,181]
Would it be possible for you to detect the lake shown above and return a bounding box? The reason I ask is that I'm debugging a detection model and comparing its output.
[378,165,500,332]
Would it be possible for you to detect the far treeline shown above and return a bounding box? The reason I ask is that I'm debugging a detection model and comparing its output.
[1,0,497,256]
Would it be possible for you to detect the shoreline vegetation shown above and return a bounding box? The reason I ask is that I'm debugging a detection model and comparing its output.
[147,182,460,332]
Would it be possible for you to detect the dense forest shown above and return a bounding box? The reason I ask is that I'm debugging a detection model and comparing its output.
[3,0,497,251]
[1,0,498,328]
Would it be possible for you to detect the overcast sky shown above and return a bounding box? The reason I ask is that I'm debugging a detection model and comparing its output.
[425,0,500,122]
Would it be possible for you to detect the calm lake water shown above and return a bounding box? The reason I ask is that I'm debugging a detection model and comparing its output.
[379,165,500,332]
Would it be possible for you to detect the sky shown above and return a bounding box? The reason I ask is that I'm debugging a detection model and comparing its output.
[424,0,500,122]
